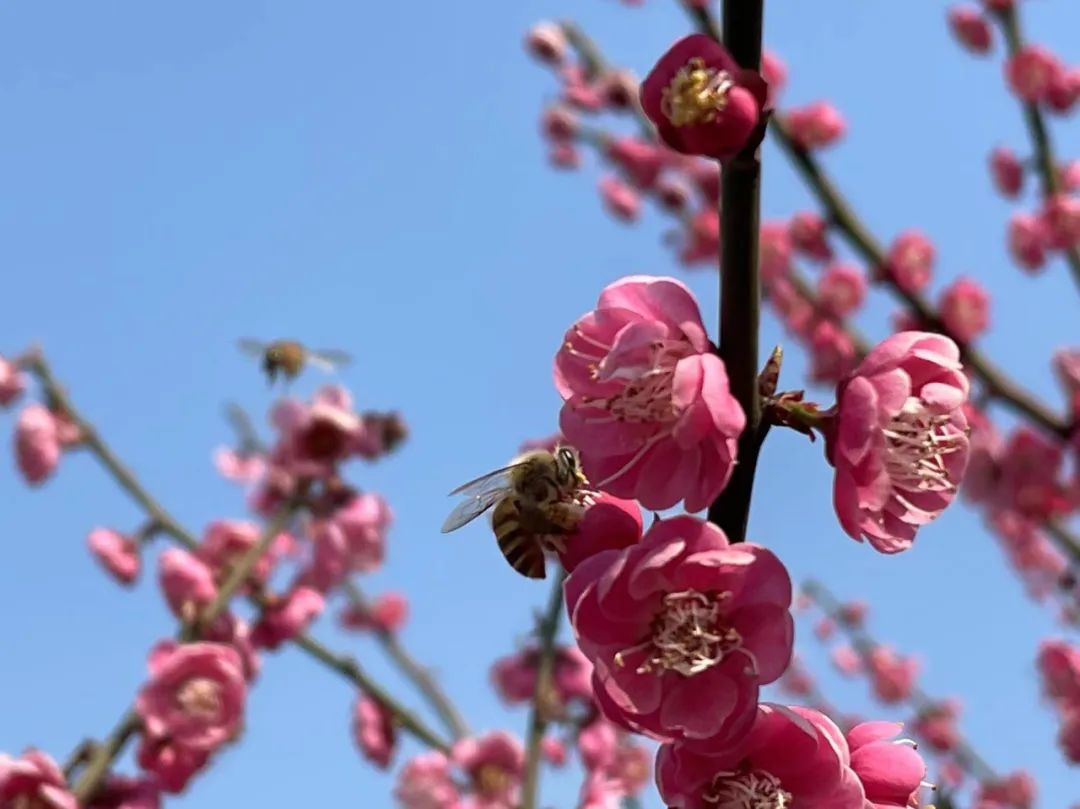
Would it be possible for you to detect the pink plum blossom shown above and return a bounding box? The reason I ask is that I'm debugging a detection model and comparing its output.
[975,771,1037,809]
[269,386,365,477]
[542,104,577,141]
[525,22,566,65]
[394,752,460,809]
[826,332,970,552]
[762,50,787,104]
[1008,212,1049,272]
[556,276,745,512]
[1038,639,1080,703]
[785,102,847,149]
[452,732,525,809]
[213,447,266,483]
[913,699,962,753]
[0,355,26,406]
[789,211,833,261]
[491,643,593,707]
[990,147,1024,197]
[1041,193,1080,249]
[304,493,392,591]
[846,721,927,809]
[939,276,990,342]
[1006,45,1062,103]
[884,231,935,293]
[88,527,141,585]
[565,515,793,748]
[818,264,867,318]
[14,404,72,485]
[759,221,792,286]
[655,175,690,211]
[809,320,857,384]
[549,142,580,170]
[558,494,643,573]
[0,749,77,809]
[640,34,767,160]
[606,138,666,190]
[136,641,247,752]
[832,645,863,676]
[656,704,864,808]
[598,175,641,222]
[599,70,640,110]
[340,591,409,633]
[867,647,920,704]
[948,6,993,54]
[199,519,290,588]
[1047,66,1080,114]
[540,737,566,767]
[135,736,208,794]
[353,695,397,769]
[158,549,217,621]
[250,586,324,650]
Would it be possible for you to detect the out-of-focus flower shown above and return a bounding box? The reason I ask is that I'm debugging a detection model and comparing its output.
[606,138,666,190]
[818,264,867,318]
[677,207,721,266]
[394,752,460,809]
[762,50,787,104]
[809,320,857,384]
[598,175,641,222]
[641,34,767,160]
[199,519,290,588]
[541,104,577,141]
[566,515,792,749]
[1008,212,1049,272]
[990,147,1024,197]
[1006,45,1062,103]
[867,646,920,704]
[997,427,1070,519]
[913,699,962,753]
[0,749,77,809]
[250,586,324,650]
[158,549,217,622]
[452,732,525,809]
[339,591,410,633]
[825,332,970,552]
[213,447,266,484]
[136,641,247,752]
[832,645,863,676]
[1041,193,1080,250]
[525,22,566,65]
[975,770,1037,809]
[884,231,935,293]
[15,404,78,485]
[760,221,792,285]
[790,211,833,261]
[785,101,847,149]
[86,775,161,809]
[1038,639,1080,703]
[556,276,744,512]
[135,736,208,794]
[353,695,397,769]
[948,6,993,54]
[939,276,990,342]
[88,527,141,585]
[0,356,26,407]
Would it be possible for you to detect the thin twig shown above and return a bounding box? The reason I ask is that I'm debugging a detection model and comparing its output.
[343,580,469,740]
[802,579,1000,783]
[704,0,767,543]
[992,4,1080,295]
[71,498,302,802]
[520,570,567,809]
[291,631,453,753]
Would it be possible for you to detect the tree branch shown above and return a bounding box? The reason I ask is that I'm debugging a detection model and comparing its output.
[343,579,469,741]
[519,569,567,809]
[705,0,766,543]
[992,4,1080,295]
[802,579,1000,783]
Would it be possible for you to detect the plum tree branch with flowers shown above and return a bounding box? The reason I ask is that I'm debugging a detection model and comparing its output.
[2,1,1080,808]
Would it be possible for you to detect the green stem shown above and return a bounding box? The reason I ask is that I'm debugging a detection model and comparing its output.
[519,570,567,809]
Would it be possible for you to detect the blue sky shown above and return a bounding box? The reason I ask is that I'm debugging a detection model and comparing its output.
[1,1,1078,807]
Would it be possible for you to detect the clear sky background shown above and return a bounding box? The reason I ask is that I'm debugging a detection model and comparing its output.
[1,1,1078,807]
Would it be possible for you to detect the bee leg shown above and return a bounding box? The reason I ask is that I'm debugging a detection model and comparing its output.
[544,502,587,532]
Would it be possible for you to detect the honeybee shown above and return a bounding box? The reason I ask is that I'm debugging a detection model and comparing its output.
[237,339,351,384]
[441,446,591,579]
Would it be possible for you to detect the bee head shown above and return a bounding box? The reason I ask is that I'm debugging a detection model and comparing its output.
[554,445,584,488]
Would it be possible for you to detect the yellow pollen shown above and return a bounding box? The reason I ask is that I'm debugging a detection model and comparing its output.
[476,764,511,797]
[661,58,734,127]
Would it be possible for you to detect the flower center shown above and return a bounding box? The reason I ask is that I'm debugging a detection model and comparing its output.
[705,769,793,809]
[618,590,747,677]
[662,58,734,127]
[882,397,965,493]
[475,764,512,798]
[176,677,222,721]
[12,796,51,809]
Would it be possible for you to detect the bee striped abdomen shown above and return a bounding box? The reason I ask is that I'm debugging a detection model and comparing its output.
[492,497,546,580]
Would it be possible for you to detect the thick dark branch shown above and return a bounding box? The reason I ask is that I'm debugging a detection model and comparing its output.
[519,570,567,809]
[705,0,766,543]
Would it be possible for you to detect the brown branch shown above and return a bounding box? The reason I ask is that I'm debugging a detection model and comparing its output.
[992,4,1080,295]
[705,0,767,543]
[678,5,1070,443]
[343,579,469,741]
[519,569,567,809]
[802,579,1000,784]
[22,350,455,798]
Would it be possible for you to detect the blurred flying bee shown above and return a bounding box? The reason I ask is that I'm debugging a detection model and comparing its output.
[441,446,591,580]
[237,339,352,384]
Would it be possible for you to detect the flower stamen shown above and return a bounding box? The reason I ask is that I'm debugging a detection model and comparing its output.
[883,397,966,493]
[704,768,793,808]
[662,58,735,127]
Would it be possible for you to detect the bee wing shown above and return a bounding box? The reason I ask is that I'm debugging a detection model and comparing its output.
[237,338,267,358]
[306,348,352,372]
[440,485,510,533]
[223,402,263,454]
[447,463,524,497]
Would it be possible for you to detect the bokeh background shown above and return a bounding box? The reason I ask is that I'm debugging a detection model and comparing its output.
[1,1,1078,806]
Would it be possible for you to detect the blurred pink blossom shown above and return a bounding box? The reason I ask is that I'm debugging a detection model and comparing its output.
[87,527,141,585]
